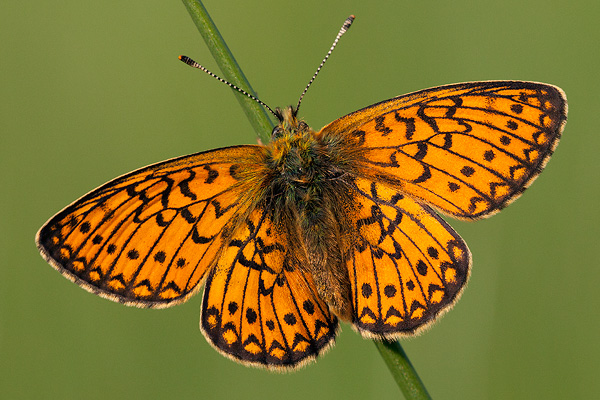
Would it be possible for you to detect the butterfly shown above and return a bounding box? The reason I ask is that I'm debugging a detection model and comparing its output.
[36,16,567,369]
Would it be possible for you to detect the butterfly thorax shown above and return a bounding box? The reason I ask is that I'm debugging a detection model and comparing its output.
[263,106,355,319]
[266,106,356,221]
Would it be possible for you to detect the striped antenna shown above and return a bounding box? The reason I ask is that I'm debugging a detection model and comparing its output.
[179,15,355,120]
[178,55,277,117]
[295,15,355,114]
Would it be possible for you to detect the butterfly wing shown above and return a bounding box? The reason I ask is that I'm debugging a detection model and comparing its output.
[201,205,338,369]
[345,177,470,337]
[36,145,265,308]
[321,81,567,219]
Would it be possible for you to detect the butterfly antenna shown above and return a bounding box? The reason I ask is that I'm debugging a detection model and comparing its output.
[295,15,355,114]
[178,55,277,117]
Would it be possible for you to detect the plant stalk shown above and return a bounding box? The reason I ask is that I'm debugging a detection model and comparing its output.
[181,2,432,398]
[181,0,273,143]
[375,340,432,399]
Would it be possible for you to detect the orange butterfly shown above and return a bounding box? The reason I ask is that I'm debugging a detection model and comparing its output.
[36,16,567,369]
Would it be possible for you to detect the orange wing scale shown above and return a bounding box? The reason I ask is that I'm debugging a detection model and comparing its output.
[346,177,470,337]
[36,145,263,307]
[201,206,338,368]
[321,81,567,219]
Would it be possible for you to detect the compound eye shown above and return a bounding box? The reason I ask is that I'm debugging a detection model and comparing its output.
[298,121,309,131]
[271,125,284,138]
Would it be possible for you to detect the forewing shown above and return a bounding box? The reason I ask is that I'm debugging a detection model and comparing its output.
[346,177,470,337]
[36,145,263,307]
[321,81,567,219]
[201,206,338,369]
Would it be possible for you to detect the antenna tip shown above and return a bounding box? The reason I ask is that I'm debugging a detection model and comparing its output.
[179,55,196,67]
[342,15,355,32]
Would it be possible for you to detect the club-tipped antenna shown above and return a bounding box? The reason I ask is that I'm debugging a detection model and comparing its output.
[295,15,355,114]
[178,55,277,117]
[179,15,355,121]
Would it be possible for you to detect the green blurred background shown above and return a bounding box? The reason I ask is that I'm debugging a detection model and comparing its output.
[2,1,598,399]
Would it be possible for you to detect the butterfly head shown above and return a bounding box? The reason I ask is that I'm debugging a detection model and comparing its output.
[272,106,311,139]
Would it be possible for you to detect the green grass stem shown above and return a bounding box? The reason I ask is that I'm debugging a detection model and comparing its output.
[181,2,432,398]
[181,0,273,143]
[375,340,432,399]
